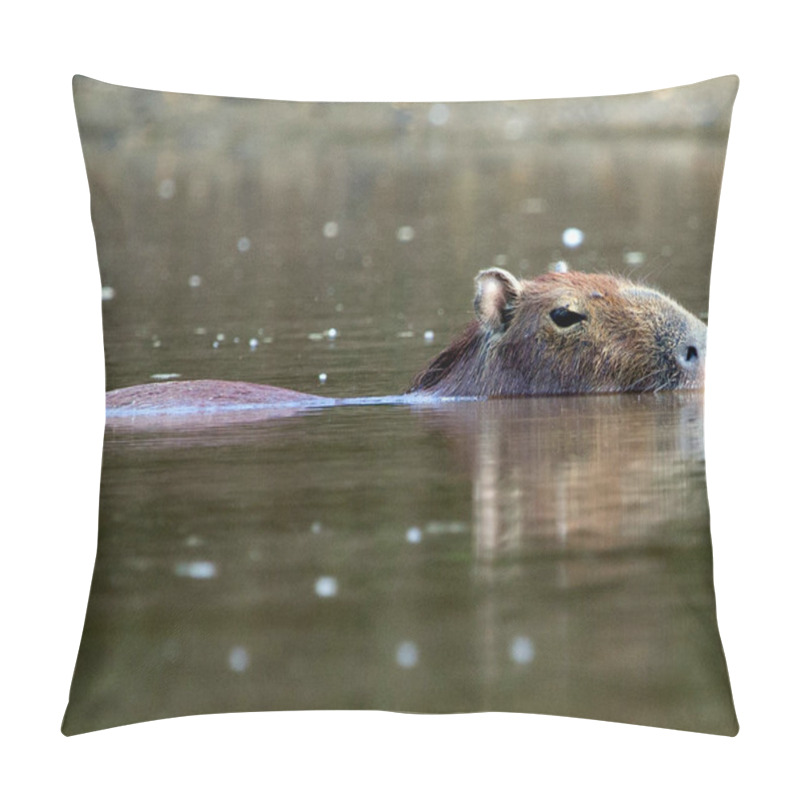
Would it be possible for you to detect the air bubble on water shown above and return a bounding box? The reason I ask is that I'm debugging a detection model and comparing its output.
[174,561,217,579]
[216,333,225,341]
[406,526,422,544]
[315,576,338,597]
[308,332,325,341]
[623,251,645,266]
[311,521,323,535]
[550,260,570,274]
[237,236,251,253]
[195,327,207,335]
[101,286,116,301]
[152,339,161,348]
[396,331,414,339]
[150,373,181,380]
[228,646,250,673]
[423,330,435,343]
[395,641,419,669]
[327,328,338,340]
[428,103,449,126]
[233,337,240,344]
[185,535,202,547]
[509,635,535,664]
[319,373,328,384]
[396,225,415,242]
[212,341,219,349]
[323,221,339,238]
[158,178,176,199]
[249,338,259,349]
[562,227,584,248]
[188,275,202,288]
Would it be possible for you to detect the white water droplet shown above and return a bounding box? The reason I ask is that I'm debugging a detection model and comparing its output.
[509,635,535,664]
[406,526,422,543]
[428,103,449,126]
[396,641,419,668]
[396,225,415,242]
[237,236,251,252]
[623,251,645,266]
[315,576,338,597]
[228,646,250,672]
[174,561,217,579]
[101,286,116,301]
[562,228,584,248]
[323,221,339,238]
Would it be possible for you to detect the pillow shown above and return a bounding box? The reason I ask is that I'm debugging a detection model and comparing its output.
[63,75,739,736]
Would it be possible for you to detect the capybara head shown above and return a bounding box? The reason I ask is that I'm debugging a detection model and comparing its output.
[408,268,707,397]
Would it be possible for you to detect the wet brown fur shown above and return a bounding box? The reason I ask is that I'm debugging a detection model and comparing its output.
[408,270,706,397]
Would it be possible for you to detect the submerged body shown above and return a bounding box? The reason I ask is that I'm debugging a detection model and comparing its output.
[106,268,706,418]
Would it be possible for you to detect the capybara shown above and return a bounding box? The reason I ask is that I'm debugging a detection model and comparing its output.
[105,267,706,418]
[408,267,706,396]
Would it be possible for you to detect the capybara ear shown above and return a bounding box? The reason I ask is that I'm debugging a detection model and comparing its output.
[474,268,522,332]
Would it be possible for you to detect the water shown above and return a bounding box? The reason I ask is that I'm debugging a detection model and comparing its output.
[66,393,734,733]
[63,76,738,735]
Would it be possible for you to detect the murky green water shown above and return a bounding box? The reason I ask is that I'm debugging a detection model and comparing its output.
[63,77,738,735]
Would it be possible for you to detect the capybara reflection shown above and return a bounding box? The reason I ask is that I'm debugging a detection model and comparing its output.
[106,268,706,418]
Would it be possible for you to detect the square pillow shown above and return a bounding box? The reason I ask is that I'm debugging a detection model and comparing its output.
[63,75,738,736]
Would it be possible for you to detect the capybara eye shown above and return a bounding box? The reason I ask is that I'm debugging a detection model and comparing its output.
[550,307,587,328]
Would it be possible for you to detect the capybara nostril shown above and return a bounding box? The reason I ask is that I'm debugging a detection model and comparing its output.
[680,344,701,368]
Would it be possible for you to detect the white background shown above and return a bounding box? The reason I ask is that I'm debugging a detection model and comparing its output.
[4,2,797,797]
